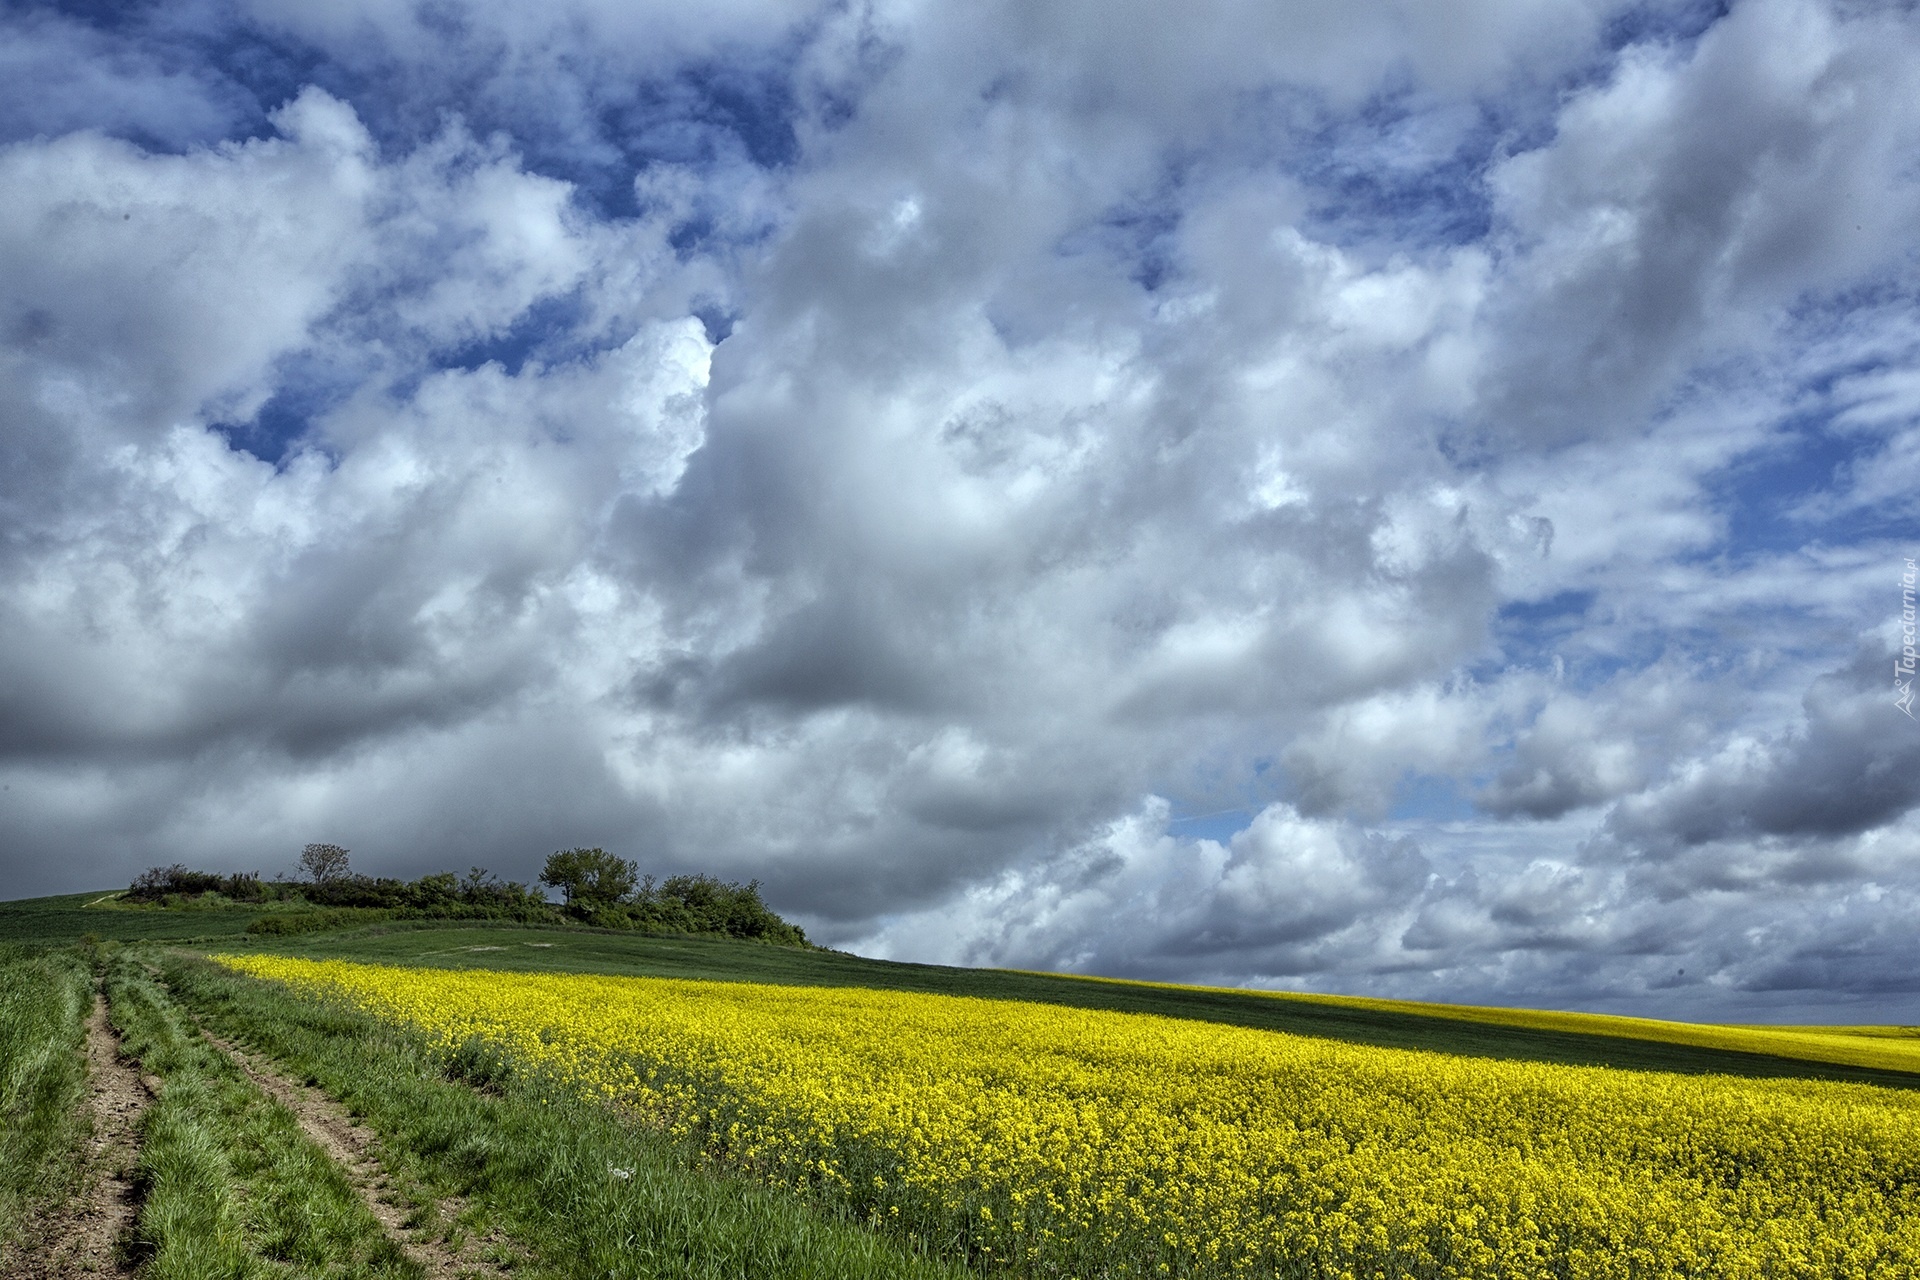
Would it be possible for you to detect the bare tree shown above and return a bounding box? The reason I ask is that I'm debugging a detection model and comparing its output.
[298,843,352,885]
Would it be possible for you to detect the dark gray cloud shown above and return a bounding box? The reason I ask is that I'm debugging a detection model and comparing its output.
[4,0,1920,1019]
[1610,641,1920,850]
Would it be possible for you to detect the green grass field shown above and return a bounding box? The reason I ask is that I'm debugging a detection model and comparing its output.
[0,944,92,1252]
[0,891,271,945]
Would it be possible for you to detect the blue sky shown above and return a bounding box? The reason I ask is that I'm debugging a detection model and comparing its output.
[4,0,1920,1020]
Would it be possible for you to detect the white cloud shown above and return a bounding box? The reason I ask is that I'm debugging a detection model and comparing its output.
[7,0,1920,1018]
[0,88,374,431]
[1478,0,1920,445]
[858,799,1430,980]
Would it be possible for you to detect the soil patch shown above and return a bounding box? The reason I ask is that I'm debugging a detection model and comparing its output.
[13,993,151,1279]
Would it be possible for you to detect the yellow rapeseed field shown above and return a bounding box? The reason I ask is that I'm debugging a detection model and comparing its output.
[215,955,1920,1279]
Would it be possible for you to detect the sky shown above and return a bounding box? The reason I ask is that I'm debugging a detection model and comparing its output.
[4,0,1920,1021]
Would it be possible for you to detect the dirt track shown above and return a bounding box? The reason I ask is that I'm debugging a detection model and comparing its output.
[14,986,516,1279]
[206,1032,514,1279]
[13,994,151,1280]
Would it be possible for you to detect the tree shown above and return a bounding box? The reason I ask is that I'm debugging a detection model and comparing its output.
[298,843,352,885]
[128,864,221,900]
[539,848,637,910]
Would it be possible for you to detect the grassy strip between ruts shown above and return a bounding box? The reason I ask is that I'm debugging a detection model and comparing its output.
[102,948,424,1280]
[0,944,92,1253]
[158,949,973,1280]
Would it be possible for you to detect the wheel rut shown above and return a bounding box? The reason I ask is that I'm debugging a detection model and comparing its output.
[13,993,152,1279]
[202,1031,516,1279]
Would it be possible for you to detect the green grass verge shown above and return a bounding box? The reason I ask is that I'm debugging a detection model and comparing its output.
[103,951,422,1279]
[0,944,93,1252]
[160,950,972,1280]
[246,920,1920,1089]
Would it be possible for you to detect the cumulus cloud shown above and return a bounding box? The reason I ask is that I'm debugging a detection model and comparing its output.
[1478,0,1920,445]
[864,799,1431,981]
[5,0,1920,1019]
[0,8,245,151]
[1609,640,1920,852]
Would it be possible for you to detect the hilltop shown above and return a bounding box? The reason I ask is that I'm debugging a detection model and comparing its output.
[5,848,809,949]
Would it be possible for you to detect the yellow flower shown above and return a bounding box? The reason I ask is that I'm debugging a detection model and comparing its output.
[215,953,1920,1280]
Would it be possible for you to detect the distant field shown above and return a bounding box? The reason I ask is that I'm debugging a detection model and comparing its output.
[8,889,1920,1086]
[0,891,267,944]
[1055,973,1920,1077]
[235,918,1920,1089]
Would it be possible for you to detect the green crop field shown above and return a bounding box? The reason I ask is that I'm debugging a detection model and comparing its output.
[6,889,1920,1278]
[0,889,307,945]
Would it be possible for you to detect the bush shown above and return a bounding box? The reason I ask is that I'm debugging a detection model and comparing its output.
[130,857,808,946]
[245,909,391,937]
[126,866,268,903]
[627,875,808,946]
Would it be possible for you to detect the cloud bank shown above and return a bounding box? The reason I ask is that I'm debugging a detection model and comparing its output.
[4,0,1920,1019]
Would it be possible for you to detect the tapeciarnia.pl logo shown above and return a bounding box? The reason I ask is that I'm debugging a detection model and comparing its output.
[1899,557,1917,719]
